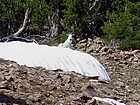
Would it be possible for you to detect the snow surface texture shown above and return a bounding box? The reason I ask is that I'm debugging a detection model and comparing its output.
[93,97,126,105]
[0,41,111,81]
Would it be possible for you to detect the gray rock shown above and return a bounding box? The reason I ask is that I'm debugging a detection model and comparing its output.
[80,39,87,43]
[78,91,93,101]
[100,46,110,53]
[80,83,96,97]
[126,101,140,105]
[85,99,96,105]
[88,38,93,42]
[115,81,125,87]
[63,75,71,84]
[86,47,93,53]
[28,93,42,102]
[131,94,140,101]
[96,45,102,53]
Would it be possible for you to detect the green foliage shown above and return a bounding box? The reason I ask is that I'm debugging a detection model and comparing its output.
[0,0,26,37]
[62,0,87,36]
[61,0,111,38]
[30,0,54,32]
[40,34,67,46]
[0,0,139,50]
[0,0,54,37]
[0,0,110,38]
[102,1,140,50]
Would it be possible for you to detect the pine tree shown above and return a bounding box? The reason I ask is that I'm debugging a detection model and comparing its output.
[102,0,140,49]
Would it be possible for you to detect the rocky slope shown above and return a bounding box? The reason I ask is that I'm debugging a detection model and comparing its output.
[0,38,139,105]
[76,38,140,105]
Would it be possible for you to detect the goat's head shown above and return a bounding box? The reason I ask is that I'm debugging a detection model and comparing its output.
[67,33,74,41]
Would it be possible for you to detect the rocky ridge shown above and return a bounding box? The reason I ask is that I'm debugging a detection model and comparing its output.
[76,37,140,105]
[0,38,139,105]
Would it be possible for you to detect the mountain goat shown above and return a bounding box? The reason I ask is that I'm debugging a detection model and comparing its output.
[58,34,73,49]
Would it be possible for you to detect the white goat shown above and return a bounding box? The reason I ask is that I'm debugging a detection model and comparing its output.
[58,34,73,48]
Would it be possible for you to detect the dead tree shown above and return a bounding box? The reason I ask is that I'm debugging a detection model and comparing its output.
[0,8,36,42]
[13,8,32,37]
[49,13,62,38]
[0,3,63,42]
[46,0,63,39]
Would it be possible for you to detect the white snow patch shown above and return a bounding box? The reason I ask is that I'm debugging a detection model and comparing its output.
[93,97,126,105]
[0,41,111,81]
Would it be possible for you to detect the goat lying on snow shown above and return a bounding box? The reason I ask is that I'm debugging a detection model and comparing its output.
[0,41,111,81]
[58,34,74,49]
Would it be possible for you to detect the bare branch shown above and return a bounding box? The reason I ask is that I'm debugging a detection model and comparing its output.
[89,0,100,10]
[13,8,32,37]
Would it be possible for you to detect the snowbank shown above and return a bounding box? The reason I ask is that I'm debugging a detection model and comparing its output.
[0,41,110,81]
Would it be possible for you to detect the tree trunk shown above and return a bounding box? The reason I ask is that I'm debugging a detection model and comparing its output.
[0,8,33,42]
[13,8,32,37]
